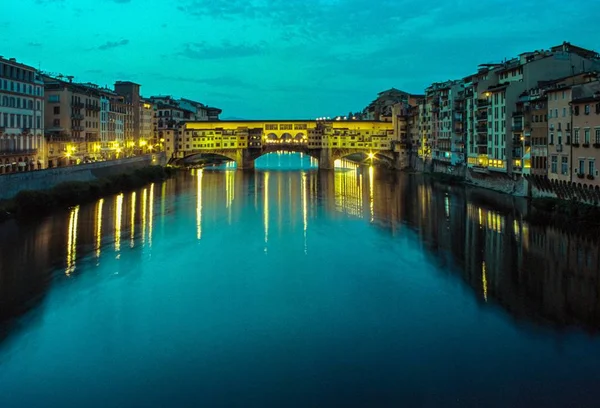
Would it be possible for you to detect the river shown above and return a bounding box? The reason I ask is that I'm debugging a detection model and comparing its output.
[1,152,600,407]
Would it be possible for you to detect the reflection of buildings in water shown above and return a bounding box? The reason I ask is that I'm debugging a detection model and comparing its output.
[66,206,80,275]
[334,166,364,218]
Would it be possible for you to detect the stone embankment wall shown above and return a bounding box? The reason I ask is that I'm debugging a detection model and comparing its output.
[0,153,166,200]
[409,152,600,205]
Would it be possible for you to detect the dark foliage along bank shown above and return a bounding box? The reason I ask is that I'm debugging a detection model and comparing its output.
[0,166,176,222]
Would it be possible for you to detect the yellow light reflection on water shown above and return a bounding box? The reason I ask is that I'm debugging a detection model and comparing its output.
[149,183,154,247]
[66,205,79,275]
[130,192,136,248]
[115,193,123,254]
[225,170,235,224]
[141,188,147,246]
[482,261,488,302]
[95,199,104,259]
[368,165,374,223]
[302,172,308,254]
[264,172,270,252]
[197,170,203,240]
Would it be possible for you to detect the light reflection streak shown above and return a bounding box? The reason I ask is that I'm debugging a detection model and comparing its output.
[197,170,203,240]
[130,192,136,248]
[66,205,79,275]
[141,188,147,246]
[302,172,308,254]
[264,172,269,253]
[482,261,488,302]
[95,199,104,259]
[149,183,154,247]
[115,194,123,254]
[368,165,374,222]
[225,170,234,224]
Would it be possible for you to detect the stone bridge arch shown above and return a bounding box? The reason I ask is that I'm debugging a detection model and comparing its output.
[332,148,396,166]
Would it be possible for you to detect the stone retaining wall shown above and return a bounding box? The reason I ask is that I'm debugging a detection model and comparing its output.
[0,153,166,200]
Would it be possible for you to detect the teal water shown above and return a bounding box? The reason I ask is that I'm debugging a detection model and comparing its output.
[1,153,600,407]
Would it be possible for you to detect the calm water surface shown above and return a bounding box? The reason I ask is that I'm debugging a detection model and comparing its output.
[1,153,600,407]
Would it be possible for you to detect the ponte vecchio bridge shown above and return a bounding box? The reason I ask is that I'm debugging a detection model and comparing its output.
[164,120,401,169]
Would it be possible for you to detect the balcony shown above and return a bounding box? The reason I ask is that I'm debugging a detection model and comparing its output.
[86,104,101,111]
[0,149,37,158]
[583,143,590,148]
[476,125,488,133]
[72,114,84,120]
[476,113,488,121]
[512,124,523,132]
[477,99,490,107]
[71,102,84,109]
[512,110,524,117]
[72,126,84,132]
[476,135,488,145]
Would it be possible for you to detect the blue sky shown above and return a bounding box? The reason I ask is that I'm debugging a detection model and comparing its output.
[2,0,599,119]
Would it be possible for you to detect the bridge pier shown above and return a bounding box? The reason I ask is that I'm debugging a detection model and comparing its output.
[318,148,334,170]
[236,149,255,170]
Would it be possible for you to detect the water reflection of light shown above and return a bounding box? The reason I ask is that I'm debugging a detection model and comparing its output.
[444,194,450,219]
[225,170,235,224]
[482,261,488,302]
[141,188,147,246]
[149,183,154,247]
[95,199,104,259]
[130,192,136,248]
[66,206,79,275]
[264,172,269,252]
[197,169,203,240]
[115,194,123,254]
[368,166,374,222]
[334,168,363,217]
[302,172,308,254]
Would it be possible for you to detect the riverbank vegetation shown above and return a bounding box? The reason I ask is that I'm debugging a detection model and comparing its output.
[0,166,176,222]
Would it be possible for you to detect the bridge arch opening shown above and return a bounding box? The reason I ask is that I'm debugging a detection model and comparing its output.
[178,152,237,168]
[255,151,318,170]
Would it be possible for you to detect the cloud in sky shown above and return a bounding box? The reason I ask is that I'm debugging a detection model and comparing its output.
[97,39,130,51]
[5,0,600,119]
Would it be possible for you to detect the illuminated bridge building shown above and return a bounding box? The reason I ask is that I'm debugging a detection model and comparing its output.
[164,120,401,169]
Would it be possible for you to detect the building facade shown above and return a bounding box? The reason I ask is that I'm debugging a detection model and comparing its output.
[43,77,101,167]
[0,57,44,173]
[571,81,600,186]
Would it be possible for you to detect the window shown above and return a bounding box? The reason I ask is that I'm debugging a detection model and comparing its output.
[53,119,60,127]
[53,106,60,115]
[585,129,590,144]
[555,108,558,118]
[551,156,557,173]
[579,160,585,175]
[563,107,566,117]
[575,129,580,143]
[549,133,554,144]
[590,160,596,176]
[561,157,568,175]
[562,91,565,99]
[596,129,600,144]
[548,110,552,118]
[585,105,590,115]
